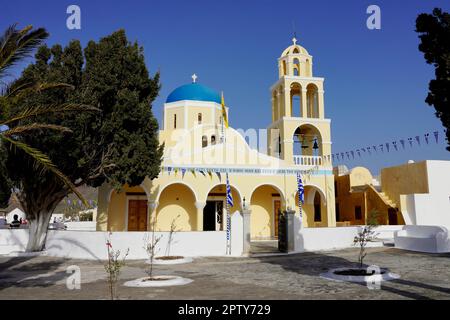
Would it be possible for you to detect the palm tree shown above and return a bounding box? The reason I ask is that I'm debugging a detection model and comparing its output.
[0,24,95,206]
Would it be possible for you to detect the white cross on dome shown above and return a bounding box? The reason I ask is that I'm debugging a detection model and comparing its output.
[191,73,197,83]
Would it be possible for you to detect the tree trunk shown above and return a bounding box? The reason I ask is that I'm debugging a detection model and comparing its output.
[26,210,53,252]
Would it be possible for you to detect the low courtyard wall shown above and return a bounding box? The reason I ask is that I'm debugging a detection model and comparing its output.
[0,212,244,259]
[293,219,403,252]
[0,229,240,259]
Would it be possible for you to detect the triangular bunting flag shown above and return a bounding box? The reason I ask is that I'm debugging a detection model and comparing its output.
[392,141,398,151]
[434,131,439,144]
[408,137,413,147]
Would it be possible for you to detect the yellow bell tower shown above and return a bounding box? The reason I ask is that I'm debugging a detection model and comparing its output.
[267,37,332,167]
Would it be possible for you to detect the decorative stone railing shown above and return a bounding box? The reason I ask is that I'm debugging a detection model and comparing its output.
[293,155,323,166]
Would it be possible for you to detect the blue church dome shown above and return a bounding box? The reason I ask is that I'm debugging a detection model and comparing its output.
[166,83,221,104]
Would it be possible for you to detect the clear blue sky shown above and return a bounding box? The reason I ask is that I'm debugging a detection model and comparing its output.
[2,0,449,175]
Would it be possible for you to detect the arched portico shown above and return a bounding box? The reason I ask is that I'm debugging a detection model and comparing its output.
[203,183,242,231]
[156,182,197,231]
[249,184,285,239]
[295,185,327,227]
[108,185,149,232]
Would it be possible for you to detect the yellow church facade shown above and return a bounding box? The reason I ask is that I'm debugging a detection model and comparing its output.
[96,38,337,239]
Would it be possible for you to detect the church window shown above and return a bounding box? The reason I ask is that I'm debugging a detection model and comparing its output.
[174,114,177,129]
[202,135,208,148]
[211,135,216,145]
[198,113,202,124]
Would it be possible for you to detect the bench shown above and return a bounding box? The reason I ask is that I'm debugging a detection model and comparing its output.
[394,225,450,253]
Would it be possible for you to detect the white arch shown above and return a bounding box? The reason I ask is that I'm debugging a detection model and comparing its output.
[302,183,327,205]
[292,122,322,139]
[249,183,286,203]
[108,183,150,203]
[156,181,198,203]
[206,182,243,207]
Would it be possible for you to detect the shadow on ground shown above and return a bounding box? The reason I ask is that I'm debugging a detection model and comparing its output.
[0,256,68,290]
[254,248,450,300]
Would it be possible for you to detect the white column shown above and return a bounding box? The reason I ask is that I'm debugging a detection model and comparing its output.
[318,90,325,118]
[242,209,252,256]
[284,86,291,117]
[277,91,282,119]
[195,201,206,231]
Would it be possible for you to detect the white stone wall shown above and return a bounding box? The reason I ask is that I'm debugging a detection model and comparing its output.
[0,226,244,259]
[400,161,450,230]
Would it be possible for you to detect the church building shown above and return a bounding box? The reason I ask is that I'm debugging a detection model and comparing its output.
[96,38,338,239]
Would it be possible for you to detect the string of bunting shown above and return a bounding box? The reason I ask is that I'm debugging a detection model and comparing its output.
[161,165,326,180]
[332,129,447,163]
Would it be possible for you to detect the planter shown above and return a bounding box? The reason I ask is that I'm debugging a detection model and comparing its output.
[146,256,193,265]
[320,267,400,283]
[123,275,193,287]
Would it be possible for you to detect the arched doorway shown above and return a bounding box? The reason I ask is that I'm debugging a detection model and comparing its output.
[295,185,326,227]
[204,184,242,231]
[156,183,197,231]
[250,184,284,239]
[108,185,148,232]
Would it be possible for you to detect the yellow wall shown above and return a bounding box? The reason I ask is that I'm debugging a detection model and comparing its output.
[335,168,405,226]
[156,183,196,231]
[381,161,429,206]
[250,185,279,239]
[106,185,147,232]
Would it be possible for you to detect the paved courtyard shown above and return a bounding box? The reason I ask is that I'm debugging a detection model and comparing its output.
[0,247,449,300]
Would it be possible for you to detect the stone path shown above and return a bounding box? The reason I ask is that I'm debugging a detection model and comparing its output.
[0,247,449,300]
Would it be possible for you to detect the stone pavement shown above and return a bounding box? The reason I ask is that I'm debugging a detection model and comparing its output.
[0,247,449,300]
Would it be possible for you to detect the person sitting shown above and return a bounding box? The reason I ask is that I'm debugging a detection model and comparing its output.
[9,214,21,229]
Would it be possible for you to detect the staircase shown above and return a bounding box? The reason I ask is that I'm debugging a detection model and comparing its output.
[366,184,401,246]
[367,184,397,209]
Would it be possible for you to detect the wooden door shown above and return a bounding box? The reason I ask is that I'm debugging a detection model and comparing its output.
[274,200,281,238]
[128,200,148,231]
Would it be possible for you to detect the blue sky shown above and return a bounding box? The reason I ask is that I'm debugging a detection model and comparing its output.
[1,0,449,175]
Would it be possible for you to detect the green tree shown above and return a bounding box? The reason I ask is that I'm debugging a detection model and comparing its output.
[416,8,450,151]
[3,29,163,251]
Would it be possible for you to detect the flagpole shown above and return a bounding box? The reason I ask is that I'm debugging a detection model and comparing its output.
[226,192,231,255]
[226,173,232,255]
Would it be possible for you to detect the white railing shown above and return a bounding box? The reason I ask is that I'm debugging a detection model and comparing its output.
[293,155,323,166]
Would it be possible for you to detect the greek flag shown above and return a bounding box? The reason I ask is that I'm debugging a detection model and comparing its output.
[226,173,233,207]
[297,172,304,204]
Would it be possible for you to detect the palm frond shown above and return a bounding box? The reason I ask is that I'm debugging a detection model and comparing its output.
[2,103,100,125]
[3,123,72,136]
[0,24,49,79]
[0,134,87,205]
[5,80,75,98]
